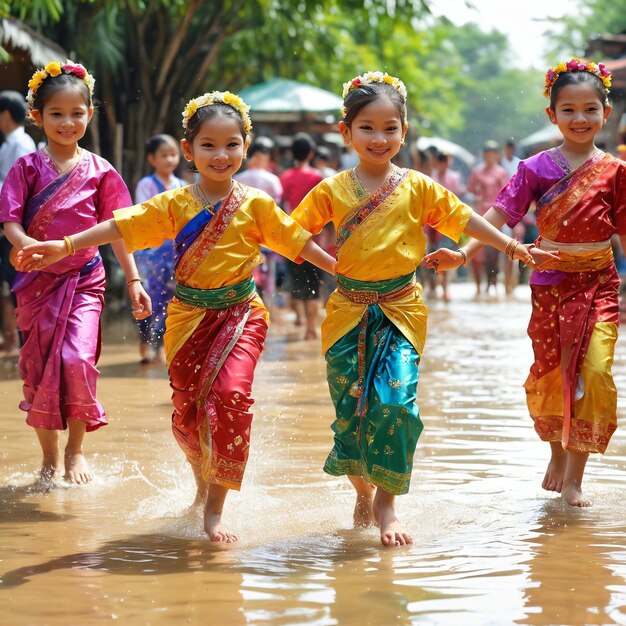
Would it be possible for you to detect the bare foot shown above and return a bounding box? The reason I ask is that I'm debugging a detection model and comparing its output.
[64,453,93,484]
[542,442,566,492]
[373,494,413,548]
[204,511,238,543]
[33,461,64,491]
[304,330,318,340]
[562,483,591,507]
[353,492,375,528]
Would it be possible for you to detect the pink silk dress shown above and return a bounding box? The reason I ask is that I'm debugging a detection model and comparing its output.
[494,148,626,453]
[0,149,132,431]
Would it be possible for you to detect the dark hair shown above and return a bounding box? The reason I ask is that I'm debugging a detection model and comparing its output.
[145,133,179,156]
[183,102,248,143]
[343,82,407,127]
[31,73,91,111]
[0,90,28,124]
[291,132,316,161]
[435,151,449,163]
[549,70,609,109]
[248,136,274,158]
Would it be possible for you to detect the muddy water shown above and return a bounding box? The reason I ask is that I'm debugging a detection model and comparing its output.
[1,283,626,626]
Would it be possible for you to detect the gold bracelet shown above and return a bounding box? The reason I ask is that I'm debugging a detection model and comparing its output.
[505,238,519,260]
[63,235,75,256]
[127,277,142,287]
[457,248,468,265]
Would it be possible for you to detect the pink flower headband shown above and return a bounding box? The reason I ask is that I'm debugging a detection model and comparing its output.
[27,60,95,107]
[544,58,611,98]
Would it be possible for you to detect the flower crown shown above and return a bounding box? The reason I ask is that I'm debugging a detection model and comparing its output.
[544,58,612,98]
[342,71,407,101]
[181,91,252,133]
[27,60,95,108]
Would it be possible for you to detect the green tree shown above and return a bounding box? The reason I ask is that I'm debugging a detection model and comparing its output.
[5,0,433,185]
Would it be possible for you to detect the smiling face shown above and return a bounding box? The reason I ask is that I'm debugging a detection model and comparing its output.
[339,96,407,169]
[181,112,248,187]
[30,86,93,150]
[546,82,612,150]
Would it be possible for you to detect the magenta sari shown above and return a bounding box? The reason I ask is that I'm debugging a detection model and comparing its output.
[0,150,132,430]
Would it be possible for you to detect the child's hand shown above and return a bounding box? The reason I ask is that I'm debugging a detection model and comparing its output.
[16,240,67,272]
[527,246,560,268]
[512,243,534,265]
[423,249,465,274]
[128,282,152,320]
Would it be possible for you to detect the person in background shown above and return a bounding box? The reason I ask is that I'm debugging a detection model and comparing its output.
[424,151,466,301]
[134,134,185,364]
[280,133,324,338]
[235,136,284,308]
[234,136,282,203]
[314,145,338,178]
[502,139,521,178]
[466,140,509,296]
[501,139,524,295]
[0,90,37,359]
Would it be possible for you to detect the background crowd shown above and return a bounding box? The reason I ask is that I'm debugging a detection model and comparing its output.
[2,88,626,362]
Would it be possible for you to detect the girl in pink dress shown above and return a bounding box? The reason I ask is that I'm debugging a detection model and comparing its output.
[0,61,151,486]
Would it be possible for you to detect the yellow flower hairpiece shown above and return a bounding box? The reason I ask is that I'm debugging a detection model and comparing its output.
[181,91,252,134]
[26,60,95,108]
[342,71,408,101]
[544,58,612,98]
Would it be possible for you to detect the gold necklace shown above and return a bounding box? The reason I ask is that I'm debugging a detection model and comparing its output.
[194,182,233,209]
[44,146,82,174]
[353,164,395,194]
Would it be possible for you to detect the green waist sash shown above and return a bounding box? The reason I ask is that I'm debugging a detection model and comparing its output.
[175,276,256,309]
[336,272,415,304]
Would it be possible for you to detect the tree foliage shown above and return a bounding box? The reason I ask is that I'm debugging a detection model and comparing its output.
[4,0,551,180]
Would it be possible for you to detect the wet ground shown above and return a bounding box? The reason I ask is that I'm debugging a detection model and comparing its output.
[1,282,626,626]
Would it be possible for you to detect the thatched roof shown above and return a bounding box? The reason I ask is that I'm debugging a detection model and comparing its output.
[1,16,65,65]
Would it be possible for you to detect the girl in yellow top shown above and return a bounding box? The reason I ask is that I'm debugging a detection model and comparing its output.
[17,91,336,543]
[290,71,533,547]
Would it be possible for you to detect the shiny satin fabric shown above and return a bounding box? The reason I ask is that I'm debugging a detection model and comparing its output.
[0,150,131,432]
[169,305,266,489]
[525,268,619,452]
[15,260,107,431]
[324,305,421,495]
[290,168,472,355]
[0,149,132,276]
[495,148,626,453]
[114,183,312,487]
[114,182,311,291]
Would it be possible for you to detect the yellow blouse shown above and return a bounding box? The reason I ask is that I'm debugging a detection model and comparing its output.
[114,183,311,361]
[290,168,472,355]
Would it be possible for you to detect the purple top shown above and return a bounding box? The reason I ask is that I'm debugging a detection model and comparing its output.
[494,148,626,285]
[0,149,131,274]
[493,150,569,229]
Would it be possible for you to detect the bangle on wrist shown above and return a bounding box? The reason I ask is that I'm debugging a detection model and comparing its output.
[63,235,76,256]
[457,248,468,265]
[127,277,142,287]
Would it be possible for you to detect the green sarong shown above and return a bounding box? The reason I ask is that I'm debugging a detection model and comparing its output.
[324,276,422,495]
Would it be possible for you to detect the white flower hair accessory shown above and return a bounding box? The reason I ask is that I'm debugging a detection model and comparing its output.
[182,91,252,133]
[341,71,407,101]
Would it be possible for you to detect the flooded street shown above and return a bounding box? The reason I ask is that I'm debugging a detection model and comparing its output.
[1,282,626,626]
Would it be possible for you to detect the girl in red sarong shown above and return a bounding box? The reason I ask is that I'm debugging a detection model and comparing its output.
[426,58,626,507]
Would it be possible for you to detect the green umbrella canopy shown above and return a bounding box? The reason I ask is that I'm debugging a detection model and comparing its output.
[238,78,343,114]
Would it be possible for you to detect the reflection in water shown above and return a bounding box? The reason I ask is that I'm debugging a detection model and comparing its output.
[519,502,626,626]
[1,285,626,625]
